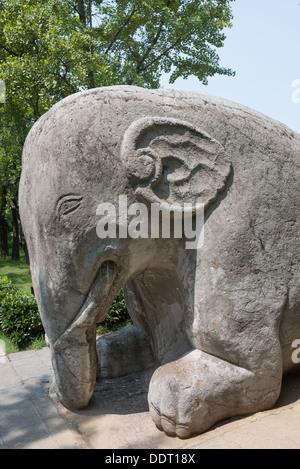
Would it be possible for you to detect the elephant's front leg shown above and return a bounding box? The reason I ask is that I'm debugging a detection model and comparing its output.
[148,346,282,438]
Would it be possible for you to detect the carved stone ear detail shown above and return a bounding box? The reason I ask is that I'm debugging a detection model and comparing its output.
[121,117,232,212]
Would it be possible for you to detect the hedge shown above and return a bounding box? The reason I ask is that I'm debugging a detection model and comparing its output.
[0,274,130,347]
[0,274,43,347]
[103,289,130,327]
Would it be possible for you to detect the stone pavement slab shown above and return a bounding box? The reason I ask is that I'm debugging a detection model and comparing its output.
[0,348,87,449]
[1,347,300,449]
[49,358,300,450]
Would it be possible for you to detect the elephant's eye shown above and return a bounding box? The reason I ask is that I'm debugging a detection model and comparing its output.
[57,195,83,219]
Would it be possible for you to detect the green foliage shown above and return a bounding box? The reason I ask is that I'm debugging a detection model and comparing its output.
[0,274,44,347]
[0,0,235,112]
[101,289,131,328]
[0,330,19,354]
[0,247,32,293]
[0,270,130,346]
[97,0,235,87]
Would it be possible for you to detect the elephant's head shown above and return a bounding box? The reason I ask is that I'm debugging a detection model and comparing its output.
[19,86,231,410]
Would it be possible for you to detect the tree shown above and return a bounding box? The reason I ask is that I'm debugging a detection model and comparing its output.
[0,0,83,259]
[69,0,235,88]
[0,0,235,260]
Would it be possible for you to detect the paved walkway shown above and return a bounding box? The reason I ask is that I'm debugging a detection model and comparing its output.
[1,347,300,449]
[0,347,87,449]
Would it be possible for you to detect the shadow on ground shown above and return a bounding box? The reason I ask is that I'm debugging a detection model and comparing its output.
[49,368,300,449]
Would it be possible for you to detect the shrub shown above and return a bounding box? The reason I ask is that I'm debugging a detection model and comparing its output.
[0,274,130,347]
[103,289,131,327]
[0,274,44,348]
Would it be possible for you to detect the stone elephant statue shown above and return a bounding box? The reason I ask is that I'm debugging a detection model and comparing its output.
[19,85,300,438]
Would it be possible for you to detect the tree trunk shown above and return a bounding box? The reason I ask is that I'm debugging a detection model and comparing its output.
[0,188,9,257]
[9,198,20,260]
[19,220,30,265]
[22,236,30,265]
[0,213,9,257]
[77,0,86,25]
[77,0,95,89]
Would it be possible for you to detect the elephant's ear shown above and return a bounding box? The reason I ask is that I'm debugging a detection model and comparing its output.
[121,117,232,212]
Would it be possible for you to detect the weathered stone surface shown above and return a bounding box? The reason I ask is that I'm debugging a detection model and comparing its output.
[19,85,300,437]
[96,325,156,379]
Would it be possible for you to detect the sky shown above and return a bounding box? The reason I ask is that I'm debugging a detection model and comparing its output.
[160,0,300,134]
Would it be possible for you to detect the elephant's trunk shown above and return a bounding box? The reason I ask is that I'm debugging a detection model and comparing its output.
[50,261,118,409]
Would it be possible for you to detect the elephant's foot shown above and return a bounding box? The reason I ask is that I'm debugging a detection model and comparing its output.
[96,324,157,379]
[148,349,282,438]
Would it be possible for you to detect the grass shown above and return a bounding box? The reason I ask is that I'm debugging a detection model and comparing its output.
[0,331,19,354]
[0,250,32,294]
[96,318,132,336]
